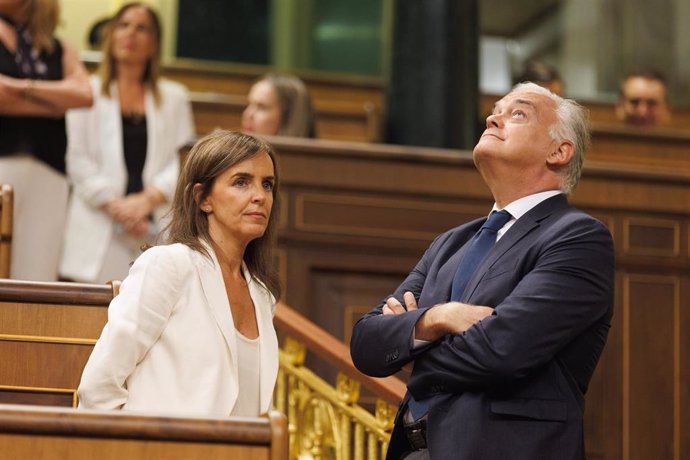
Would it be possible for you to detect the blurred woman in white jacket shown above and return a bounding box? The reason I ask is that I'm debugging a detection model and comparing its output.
[60,2,194,283]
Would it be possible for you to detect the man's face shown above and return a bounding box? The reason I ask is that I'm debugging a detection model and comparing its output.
[617,77,670,126]
[473,90,558,173]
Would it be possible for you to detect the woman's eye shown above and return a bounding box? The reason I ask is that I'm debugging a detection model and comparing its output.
[513,110,526,118]
[263,181,274,191]
[234,178,248,187]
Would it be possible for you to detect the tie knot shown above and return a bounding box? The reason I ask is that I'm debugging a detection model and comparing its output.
[482,210,512,232]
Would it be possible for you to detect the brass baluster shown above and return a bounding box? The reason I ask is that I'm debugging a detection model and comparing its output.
[367,431,377,460]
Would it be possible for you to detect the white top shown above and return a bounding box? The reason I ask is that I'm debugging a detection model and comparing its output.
[231,332,261,416]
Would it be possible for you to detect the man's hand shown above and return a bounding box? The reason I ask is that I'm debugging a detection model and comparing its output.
[415,302,493,342]
[383,291,418,315]
[382,292,418,373]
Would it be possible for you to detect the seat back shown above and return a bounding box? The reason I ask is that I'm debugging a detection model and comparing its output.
[0,185,13,278]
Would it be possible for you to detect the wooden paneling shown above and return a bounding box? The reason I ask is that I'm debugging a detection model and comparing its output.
[623,275,679,460]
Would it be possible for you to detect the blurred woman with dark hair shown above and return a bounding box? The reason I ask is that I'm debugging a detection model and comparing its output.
[60,2,195,283]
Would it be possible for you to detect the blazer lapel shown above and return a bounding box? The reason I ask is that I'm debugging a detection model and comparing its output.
[142,87,157,185]
[195,242,238,371]
[102,81,126,194]
[247,271,279,413]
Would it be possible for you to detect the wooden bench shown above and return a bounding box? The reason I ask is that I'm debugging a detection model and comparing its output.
[0,185,13,278]
[0,279,114,407]
[0,404,287,460]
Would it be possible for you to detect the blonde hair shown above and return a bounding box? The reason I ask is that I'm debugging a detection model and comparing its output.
[98,2,162,102]
[165,130,282,299]
[25,0,59,54]
[257,74,317,138]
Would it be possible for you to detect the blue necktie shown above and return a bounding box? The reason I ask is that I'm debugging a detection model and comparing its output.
[407,210,512,421]
[450,210,512,301]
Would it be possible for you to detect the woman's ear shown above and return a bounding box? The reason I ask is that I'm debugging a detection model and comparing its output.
[193,183,211,213]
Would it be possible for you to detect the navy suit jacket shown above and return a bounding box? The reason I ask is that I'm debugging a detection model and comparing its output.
[350,194,614,460]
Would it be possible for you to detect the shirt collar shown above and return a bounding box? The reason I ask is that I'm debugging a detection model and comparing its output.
[492,190,563,220]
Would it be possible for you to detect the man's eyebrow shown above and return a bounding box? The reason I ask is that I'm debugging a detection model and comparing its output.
[492,98,537,113]
[512,98,537,109]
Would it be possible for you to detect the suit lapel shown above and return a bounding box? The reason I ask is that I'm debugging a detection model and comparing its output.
[195,242,238,370]
[462,194,569,301]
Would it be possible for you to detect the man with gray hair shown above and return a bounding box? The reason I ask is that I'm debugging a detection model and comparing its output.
[351,83,614,460]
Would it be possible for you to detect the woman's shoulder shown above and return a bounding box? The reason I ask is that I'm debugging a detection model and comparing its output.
[134,243,198,274]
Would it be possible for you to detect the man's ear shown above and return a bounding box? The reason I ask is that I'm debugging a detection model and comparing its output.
[547,140,574,167]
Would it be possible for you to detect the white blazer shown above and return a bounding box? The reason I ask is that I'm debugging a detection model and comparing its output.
[77,242,279,416]
[60,76,195,282]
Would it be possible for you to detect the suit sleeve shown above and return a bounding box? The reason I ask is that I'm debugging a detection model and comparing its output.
[350,233,449,378]
[407,218,614,399]
[77,246,187,409]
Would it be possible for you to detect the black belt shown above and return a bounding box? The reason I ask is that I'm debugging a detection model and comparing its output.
[403,416,427,451]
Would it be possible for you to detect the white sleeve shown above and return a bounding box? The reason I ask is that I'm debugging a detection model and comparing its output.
[77,246,186,409]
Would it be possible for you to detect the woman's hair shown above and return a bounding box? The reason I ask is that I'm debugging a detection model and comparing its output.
[98,2,162,102]
[165,130,281,299]
[258,73,317,138]
[25,0,60,54]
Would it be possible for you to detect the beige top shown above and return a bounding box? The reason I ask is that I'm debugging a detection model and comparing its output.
[230,331,261,416]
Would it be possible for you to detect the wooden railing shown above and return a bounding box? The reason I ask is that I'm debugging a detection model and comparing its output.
[0,404,287,460]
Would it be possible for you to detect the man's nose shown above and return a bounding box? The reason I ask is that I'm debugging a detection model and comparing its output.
[486,113,501,128]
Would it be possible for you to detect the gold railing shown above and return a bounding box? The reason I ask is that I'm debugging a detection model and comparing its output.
[274,302,405,460]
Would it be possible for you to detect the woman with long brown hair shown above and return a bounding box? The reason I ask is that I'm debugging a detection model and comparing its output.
[79,130,281,416]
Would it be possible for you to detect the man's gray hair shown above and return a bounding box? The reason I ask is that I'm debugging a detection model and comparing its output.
[511,82,590,194]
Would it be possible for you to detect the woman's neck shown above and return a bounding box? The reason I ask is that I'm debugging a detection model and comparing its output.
[116,62,147,87]
[209,235,247,279]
